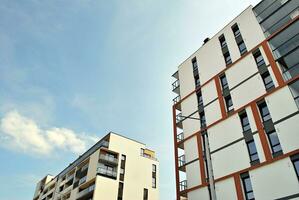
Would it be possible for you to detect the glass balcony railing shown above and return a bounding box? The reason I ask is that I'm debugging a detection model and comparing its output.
[173,95,181,105]
[172,80,180,94]
[179,180,187,191]
[178,155,186,167]
[77,184,95,199]
[177,132,184,142]
[99,154,118,164]
[97,167,117,178]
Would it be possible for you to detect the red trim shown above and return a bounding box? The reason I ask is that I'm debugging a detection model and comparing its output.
[182,148,299,195]
[250,102,272,161]
[261,41,284,86]
[215,77,227,118]
[196,134,207,185]
[172,106,180,200]
[234,174,244,200]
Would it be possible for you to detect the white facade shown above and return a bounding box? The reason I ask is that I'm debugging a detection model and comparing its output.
[33,132,159,200]
[172,0,299,199]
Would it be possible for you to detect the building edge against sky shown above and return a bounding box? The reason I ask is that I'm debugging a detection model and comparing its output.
[33,132,159,200]
[172,0,299,199]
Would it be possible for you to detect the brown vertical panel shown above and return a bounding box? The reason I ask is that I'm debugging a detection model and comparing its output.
[261,41,284,86]
[234,174,244,200]
[250,102,272,161]
[196,134,206,185]
[214,77,227,118]
[172,106,180,200]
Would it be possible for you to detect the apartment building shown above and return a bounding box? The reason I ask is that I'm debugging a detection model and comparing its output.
[32,132,159,200]
[172,0,299,199]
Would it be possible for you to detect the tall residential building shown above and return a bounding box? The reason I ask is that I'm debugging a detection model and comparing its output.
[172,0,299,199]
[33,132,159,200]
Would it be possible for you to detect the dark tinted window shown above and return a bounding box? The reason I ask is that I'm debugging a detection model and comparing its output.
[240,113,251,132]
[253,50,265,67]
[262,72,275,90]
[225,95,234,112]
[258,102,271,122]
[241,173,255,200]
[247,140,259,162]
[268,131,282,153]
[220,75,228,89]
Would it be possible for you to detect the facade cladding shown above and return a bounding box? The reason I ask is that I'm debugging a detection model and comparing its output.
[32,132,159,200]
[172,0,299,199]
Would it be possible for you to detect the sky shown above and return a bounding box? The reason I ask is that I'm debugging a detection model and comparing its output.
[0,0,260,199]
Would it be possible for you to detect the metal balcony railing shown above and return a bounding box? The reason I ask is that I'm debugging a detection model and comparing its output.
[176,113,184,123]
[173,95,181,105]
[177,132,184,142]
[97,167,117,178]
[172,79,180,93]
[178,155,186,167]
[77,184,95,199]
[179,180,187,192]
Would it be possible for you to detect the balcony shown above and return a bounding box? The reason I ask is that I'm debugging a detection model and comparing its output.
[177,132,184,149]
[178,155,186,172]
[77,184,95,199]
[179,180,187,192]
[99,154,118,166]
[97,167,117,179]
[173,95,181,110]
[172,79,180,94]
[176,113,183,129]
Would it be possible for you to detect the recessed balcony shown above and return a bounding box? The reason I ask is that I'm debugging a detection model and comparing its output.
[97,167,117,179]
[99,154,118,166]
[172,79,180,94]
[173,95,181,110]
[76,184,95,200]
[178,155,186,172]
[176,113,183,129]
[179,180,187,192]
[177,132,184,149]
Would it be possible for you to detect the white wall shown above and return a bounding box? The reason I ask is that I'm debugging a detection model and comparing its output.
[230,74,266,110]
[182,112,201,138]
[184,136,198,163]
[266,86,298,122]
[215,177,238,200]
[177,6,265,99]
[250,158,299,200]
[208,114,243,152]
[253,134,266,163]
[275,114,299,154]
[186,161,201,188]
[188,187,210,200]
[205,100,222,126]
[225,53,258,89]
[202,80,218,105]
[211,140,250,179]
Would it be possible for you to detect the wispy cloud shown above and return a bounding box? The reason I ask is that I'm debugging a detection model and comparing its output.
[0,110,98,157]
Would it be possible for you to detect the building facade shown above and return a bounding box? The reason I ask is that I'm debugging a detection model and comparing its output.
[172,0,299,199]
[33,132,159,200]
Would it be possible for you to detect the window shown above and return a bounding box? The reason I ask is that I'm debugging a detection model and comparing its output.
[247,140,259,162]
[152,164,156,173]
[240,113,251,132]
[268,131,282,154]
[238,41,247,55]
[224,52,232,65]
[258,102,271,122]
[232,24,241,38]
[117,182,124,200]
[261,72,275,90]
[289,80,299,108]
[121,155,126,161]
[220,74,228,90]
[143,188,148,200]
[152,177,156,188]
[200,112,206,128]
[291,155,299,180]
[253,50,265,67]
[192,57,198,71]
[197,91,203,106]
[241,173,255,200]
[225,95,234,112]
[194,75,200,87]
[219,35,227,48]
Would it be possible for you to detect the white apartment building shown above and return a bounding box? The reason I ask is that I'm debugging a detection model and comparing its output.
[172,0,299,199]
[33,132,159,200]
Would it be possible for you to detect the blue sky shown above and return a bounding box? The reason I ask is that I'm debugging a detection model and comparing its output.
[0,0,260,199]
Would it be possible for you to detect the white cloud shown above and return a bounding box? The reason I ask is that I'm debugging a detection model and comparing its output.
[0,110,99,156]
